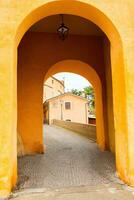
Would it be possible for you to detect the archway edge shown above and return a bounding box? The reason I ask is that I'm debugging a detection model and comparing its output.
[44,59,101,91]
[44,59,106,150]
[15,0,122,47]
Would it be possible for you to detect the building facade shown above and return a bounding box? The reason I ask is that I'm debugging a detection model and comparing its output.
[44,93,89,124]
[43,76,64,102]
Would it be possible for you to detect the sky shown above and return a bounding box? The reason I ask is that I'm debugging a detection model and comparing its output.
[53,72,91,92]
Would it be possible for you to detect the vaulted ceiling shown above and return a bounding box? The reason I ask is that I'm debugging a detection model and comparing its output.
[29,14,104,36]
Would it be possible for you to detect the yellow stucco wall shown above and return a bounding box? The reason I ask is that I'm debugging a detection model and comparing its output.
[0,0,134,196]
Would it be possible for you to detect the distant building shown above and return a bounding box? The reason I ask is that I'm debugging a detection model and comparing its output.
[43,76,64,102]
[44,92,89,124]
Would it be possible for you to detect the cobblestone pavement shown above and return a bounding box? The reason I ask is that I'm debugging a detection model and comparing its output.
[17,125,121,191]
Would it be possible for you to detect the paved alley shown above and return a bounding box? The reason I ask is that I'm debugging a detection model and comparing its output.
[11,125,134,200]
[17,125,119,190]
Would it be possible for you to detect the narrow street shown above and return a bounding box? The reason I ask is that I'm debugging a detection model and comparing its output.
[12,125,134,199]
[17,125,117,189]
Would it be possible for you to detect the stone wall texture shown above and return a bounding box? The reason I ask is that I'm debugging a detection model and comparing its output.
[53,119,96,140]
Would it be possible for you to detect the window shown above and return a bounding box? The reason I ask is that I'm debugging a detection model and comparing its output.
[65,102,71,110]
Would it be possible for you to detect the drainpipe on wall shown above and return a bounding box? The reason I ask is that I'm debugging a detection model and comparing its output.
[60,100,64,120]
[85,102,88,124]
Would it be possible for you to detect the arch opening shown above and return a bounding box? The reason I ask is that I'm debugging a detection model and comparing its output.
[16,11,117,190]
[43,60,105,150]
[17,14,111,156]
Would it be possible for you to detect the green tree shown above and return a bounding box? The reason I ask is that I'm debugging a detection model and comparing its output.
[71,86,95,115]
[84,86,95,108]
[71,89,82,96]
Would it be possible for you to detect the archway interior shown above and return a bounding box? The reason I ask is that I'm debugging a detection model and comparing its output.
[17,14,115,170]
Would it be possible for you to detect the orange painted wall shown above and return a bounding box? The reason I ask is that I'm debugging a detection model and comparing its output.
[103,38,115,153]
[17,32,109,154]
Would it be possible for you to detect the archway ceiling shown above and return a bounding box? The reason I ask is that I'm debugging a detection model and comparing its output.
[29,14,104,36]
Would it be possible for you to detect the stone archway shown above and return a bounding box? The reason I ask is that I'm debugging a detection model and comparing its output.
[0,0,132,197]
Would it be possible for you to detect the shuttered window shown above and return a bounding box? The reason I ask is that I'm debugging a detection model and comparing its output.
[65,102,71,110]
